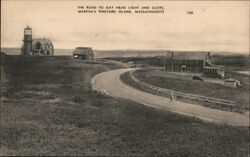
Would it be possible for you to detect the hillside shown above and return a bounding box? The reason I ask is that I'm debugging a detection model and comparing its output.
[1,55,248,156]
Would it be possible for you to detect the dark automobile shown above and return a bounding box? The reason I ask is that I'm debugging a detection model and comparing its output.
[192,75,203,81]
[224,74,230,79]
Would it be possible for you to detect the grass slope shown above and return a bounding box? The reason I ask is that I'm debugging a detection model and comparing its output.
[0,55,249,156]
[130,69,249,112]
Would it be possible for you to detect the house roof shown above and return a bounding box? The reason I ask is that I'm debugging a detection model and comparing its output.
[24,26,32,30]
[225,78,239,82]
[204,66,221,69]
[167,51,211,60]
[73,47,93,55]
[33,38,53,46]
[21,38,54,50]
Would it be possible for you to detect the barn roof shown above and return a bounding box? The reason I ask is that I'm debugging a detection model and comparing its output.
[73,47,93,55]
[167,51,211,60]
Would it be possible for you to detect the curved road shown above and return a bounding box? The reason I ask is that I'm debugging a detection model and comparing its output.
[91,68,249,127]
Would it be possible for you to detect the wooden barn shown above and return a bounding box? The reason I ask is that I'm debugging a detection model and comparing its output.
[165,51,225,78]
[73,47,94,61]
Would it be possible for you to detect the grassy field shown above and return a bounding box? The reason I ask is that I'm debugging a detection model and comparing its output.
[112,54,249,112]
[211,54,249,70]
[106,53,249,71]
[125,68,249,112]
[0,55,249,156]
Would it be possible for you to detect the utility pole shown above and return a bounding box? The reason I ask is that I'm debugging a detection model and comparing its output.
[164,52,167,70]
[171,51,174,72]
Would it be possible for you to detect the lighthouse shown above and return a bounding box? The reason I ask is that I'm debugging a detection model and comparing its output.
[22,26,33,55]
[21,26,54,56]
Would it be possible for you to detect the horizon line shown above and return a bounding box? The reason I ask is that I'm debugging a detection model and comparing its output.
[1,47,249,54]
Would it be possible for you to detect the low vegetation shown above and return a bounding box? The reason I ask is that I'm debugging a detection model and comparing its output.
[106,53,249,69]
[123,68,249,112]
[212,54,249,70]
[111,54,249,112]
[0,55,249,156]
[105,56,165,67]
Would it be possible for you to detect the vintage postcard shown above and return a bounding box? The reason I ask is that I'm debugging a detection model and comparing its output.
[1,0,249,156]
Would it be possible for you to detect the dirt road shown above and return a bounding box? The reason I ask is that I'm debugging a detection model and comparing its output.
[91,68,249,127]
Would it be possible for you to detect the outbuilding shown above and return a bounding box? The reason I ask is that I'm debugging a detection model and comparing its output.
[224,79,240,88]
[73,47,94,61]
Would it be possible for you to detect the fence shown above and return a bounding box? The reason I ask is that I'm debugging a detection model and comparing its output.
[129,70,235,107]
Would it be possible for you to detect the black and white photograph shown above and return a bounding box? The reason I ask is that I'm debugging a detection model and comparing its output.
[1,0,249,156]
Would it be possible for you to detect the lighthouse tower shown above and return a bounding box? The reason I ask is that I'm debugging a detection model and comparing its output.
[23,26,33,55]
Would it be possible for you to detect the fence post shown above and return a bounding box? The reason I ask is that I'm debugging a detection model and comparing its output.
[230,104,233,112]
[170,92,174,101]
[130,69,235,108]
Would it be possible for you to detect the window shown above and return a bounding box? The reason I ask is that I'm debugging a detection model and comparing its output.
[196,67,199,72]
[166,66,170,71]
[177,66,180,71]
[24,29,32,35]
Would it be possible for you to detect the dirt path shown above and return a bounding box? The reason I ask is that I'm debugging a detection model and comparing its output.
[91,68,249,127]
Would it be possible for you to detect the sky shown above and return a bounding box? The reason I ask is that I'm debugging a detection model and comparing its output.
[1,0,249,53]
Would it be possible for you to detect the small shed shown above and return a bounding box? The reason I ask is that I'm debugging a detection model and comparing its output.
[73,47,94,61]
[224,79,240,88]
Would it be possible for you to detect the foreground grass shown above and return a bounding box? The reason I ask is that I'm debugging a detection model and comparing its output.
[0,55,249,156]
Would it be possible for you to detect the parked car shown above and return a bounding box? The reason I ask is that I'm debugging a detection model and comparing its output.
[192,75,203,81]
[224,74,230,79]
